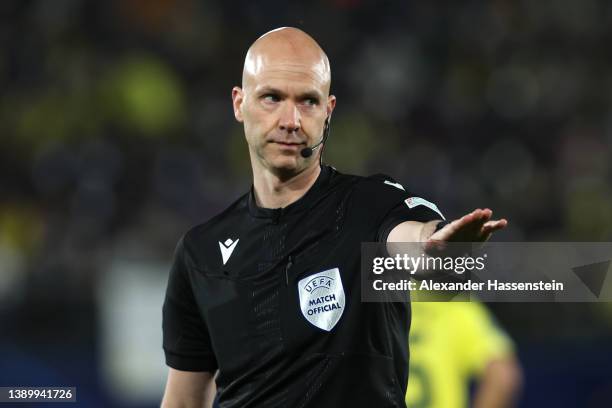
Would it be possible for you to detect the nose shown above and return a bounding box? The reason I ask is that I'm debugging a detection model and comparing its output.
[278,102,301,133]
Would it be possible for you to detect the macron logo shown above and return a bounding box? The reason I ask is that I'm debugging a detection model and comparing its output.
[219,238,239,265]
[384,180,405,191]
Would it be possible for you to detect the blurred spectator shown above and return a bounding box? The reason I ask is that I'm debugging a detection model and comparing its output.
[407,301,522,408]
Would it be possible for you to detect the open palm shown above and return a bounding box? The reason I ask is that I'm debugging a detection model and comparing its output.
[428,208,507,244]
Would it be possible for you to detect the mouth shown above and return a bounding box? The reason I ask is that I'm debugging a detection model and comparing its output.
[273,141,303,146]
[270,141,305,151]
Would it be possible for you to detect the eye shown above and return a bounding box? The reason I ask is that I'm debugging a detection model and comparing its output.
[262,94,280,103]
[302,98,319,106]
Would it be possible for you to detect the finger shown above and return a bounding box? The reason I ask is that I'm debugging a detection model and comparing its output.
[442,218,466,236]
[461,211,495,241]
[478,221,507,243]
[481,219,508,233]
[432,216,469,240]
[481,208,493,221]
[488,219,507,228]
[448,210,487,235]
[436,210,495,241]
[472,208,492,223]
[467,209,490,230]
[462,209,484,224]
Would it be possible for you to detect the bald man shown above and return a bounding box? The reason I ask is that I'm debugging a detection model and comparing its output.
[161,27,507,408]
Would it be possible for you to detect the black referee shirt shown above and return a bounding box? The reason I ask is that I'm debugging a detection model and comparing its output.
[162,165,444,408]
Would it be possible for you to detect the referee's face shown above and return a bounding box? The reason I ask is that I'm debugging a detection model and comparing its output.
[232,29,336,176]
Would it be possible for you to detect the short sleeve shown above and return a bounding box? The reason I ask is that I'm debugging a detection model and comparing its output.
[162,236,218,372]
[349,173,446,242]
[377,199,445,242]
[372,177,445,242]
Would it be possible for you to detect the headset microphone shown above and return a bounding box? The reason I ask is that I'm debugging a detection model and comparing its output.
[300,116,331,159]
[299,140,321,158]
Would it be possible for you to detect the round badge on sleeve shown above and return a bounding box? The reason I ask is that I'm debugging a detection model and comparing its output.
[297,268,345,332]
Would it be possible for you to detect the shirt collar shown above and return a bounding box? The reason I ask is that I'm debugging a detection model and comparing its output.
[247,165,332,220]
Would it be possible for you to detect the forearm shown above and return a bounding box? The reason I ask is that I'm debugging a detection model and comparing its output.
[386,220,449,279]
[161,394,214,408]
[387,220,441,243]
[161,369,216,408]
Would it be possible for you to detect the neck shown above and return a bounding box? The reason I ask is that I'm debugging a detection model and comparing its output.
[252,163,321,209]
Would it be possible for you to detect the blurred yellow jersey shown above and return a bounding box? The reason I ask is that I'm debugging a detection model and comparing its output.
[406,302,512,408]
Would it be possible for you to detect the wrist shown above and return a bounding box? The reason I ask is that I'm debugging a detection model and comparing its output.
[434,220,450,233]
[420,220,444,243]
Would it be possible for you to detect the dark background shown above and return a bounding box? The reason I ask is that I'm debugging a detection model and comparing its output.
[0,0,611,406]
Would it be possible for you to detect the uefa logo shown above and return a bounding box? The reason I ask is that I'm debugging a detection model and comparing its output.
[298,268,345,331]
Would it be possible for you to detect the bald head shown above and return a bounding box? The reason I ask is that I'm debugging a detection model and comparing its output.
[232,28,336,177]
[242,27,331,93]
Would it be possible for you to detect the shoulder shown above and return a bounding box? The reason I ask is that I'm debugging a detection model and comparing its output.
[322,169,419,237]
[329,167,411,198]
[332,169,445,238]
[355,172,412,197]
[337,169,414,213]
[181,192,249,253]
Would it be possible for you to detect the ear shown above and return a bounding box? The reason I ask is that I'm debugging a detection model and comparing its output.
[326,94,336,119]
[232,86,244,122]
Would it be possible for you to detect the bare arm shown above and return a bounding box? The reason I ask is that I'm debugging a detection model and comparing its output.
[386,208,508,278]
[161,368,216,408]
[388,208,508,244]
[473,356,523,408]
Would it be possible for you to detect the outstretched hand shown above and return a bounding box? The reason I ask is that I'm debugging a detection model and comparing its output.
[427,208,507,247]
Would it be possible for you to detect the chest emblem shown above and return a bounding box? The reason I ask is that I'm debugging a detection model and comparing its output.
[219,238,239,265]
[298,268,345,332]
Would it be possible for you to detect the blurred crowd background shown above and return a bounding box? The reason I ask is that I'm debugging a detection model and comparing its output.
[1,0,611,407]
